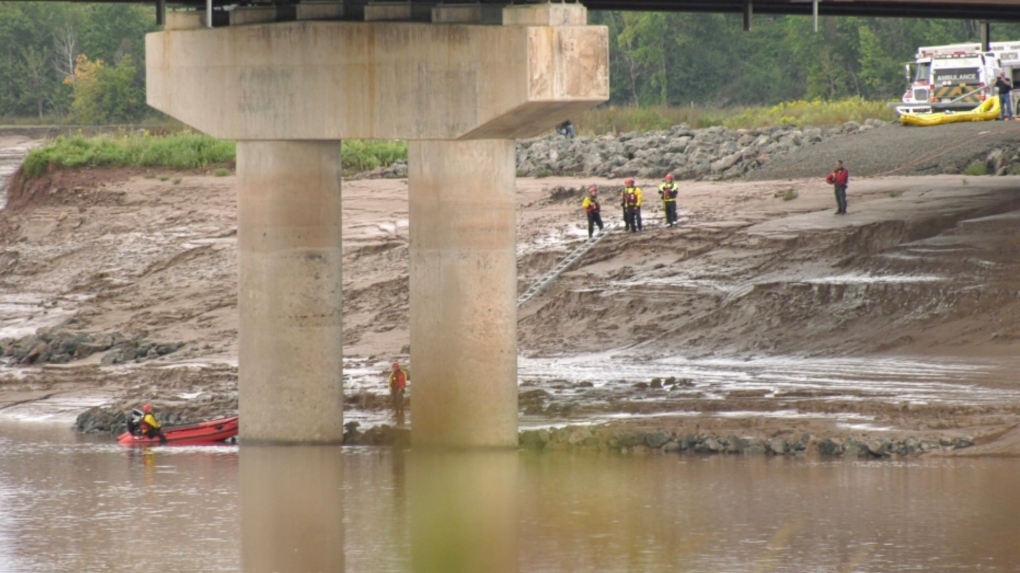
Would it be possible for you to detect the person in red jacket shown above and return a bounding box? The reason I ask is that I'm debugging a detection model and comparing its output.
[388,362,409,424]
[825,160,849,215]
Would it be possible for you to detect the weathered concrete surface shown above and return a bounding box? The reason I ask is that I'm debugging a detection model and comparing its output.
[146,20,608,141]
[237,141,344,444]
[408,139,518,448]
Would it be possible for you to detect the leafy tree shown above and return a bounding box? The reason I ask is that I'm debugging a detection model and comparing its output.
[66,53,145,124]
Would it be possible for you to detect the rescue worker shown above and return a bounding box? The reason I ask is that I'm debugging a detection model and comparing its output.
[582,187,604,238]
[825,160,849,215]
[621,178,643,232]
[388,362,409,424]
[658,173,679,227]
[139,404,167,444]
[620,178,636,232]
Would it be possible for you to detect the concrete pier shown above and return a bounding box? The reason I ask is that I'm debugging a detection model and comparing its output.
[146,5,608,447]
[409,140,518,447]
[237,141,344,444]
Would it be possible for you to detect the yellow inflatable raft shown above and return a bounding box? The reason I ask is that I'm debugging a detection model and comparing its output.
[899,96,1001,126]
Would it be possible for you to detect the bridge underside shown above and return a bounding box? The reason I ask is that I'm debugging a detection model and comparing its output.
[29,0,1020,22]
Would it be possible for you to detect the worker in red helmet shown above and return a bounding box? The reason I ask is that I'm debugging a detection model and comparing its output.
[620,178,643,232]
[658,173,679,227]
[139,404,167,444]
[581,187,604,238]
[388,362,409,424]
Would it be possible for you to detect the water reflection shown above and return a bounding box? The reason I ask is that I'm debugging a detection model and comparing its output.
[241,445,345,573]
[2,423,1020,572]
[410,450,518,573]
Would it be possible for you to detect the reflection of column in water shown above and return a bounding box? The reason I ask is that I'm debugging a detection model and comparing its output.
[410,449,519,573]
[241,445,344,572]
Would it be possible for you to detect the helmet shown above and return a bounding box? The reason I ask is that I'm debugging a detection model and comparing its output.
[588,187,597,196]
[624,178,635,186]
[392,362,400,370]
[665,174,674,182]
[143,404,152,413]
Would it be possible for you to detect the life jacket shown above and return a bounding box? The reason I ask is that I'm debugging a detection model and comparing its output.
[584,197,600,213]
[660,183,678,201]
[826,168,849,186]
[390,368,407,391]
[623,189,638,207]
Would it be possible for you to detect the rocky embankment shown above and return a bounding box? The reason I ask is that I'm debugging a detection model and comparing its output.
[370,118,1020,182]
[373,120,887,180]
[1,330,183,366]
[519,426,975,459]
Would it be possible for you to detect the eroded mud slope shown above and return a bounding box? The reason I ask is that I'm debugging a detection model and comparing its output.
[517,175,1020,361]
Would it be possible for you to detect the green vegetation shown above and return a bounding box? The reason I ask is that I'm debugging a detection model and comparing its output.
[340,140,406,175]
[0,4,156,122]
[22,131,235,178]
[964,162,988,176]
[577,98,896,134]
[889,189,905,197]
[22,131,412,178]
[781,189,799,201]
[5,5,1020,123]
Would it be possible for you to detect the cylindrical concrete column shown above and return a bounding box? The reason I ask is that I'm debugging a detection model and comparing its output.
[237,141,344,444]
[408,139,518,448]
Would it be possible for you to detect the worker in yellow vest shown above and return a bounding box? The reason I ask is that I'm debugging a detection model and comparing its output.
[658,173,679,227]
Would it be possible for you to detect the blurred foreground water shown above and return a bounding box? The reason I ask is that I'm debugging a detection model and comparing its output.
[1,421,1019,572]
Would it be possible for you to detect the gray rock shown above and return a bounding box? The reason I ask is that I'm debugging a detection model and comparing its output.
[645,432,671,449]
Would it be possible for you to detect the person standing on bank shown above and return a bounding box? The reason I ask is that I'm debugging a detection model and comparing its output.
[996,71,1014,120]
[582,187,604,238]
[826,160,849,215]
[621,180,639,232]
[622,178,643,231]
[658,173,679,227]
[388,362,409,424]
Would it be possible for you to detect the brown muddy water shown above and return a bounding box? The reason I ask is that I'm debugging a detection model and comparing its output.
[2,422,1019,572]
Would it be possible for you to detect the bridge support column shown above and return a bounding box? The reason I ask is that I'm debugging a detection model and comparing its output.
[146,11,608,446]
[237,141,345,444]
[408,140,517,448]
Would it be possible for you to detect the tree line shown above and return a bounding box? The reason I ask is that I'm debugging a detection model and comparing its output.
[2,2,1020,123]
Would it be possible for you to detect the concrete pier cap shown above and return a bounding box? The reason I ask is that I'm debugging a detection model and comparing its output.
[147,4,608,141]
[146,3,608,447]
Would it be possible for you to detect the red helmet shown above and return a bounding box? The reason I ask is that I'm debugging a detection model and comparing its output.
[143,404,152,413]
[665,174,674,182]
[624,178,635,186]
[392,362,400,370]
[588,187,597,196]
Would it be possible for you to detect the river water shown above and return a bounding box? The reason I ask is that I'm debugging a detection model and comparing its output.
[2,421,1019,572]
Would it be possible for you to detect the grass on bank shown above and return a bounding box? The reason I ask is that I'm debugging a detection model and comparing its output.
[575,98,897,134]
[22,130,408,178]
[19,99,895,177]
[23,130,236,178]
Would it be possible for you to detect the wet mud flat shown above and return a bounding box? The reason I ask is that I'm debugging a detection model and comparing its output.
[3,133,1020,455]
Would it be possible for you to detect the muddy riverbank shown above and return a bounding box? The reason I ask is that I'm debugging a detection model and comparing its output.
[3,130,1020,456]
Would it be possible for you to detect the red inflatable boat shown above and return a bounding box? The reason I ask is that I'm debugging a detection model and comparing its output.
[117,415,239,446]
